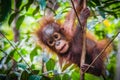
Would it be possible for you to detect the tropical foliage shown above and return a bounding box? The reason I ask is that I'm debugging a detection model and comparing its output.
[0,0,120,80]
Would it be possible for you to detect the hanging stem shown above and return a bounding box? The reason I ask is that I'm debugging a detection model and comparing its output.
[71,0,82,28]
[70,0,87,80]
[80,0,86,80]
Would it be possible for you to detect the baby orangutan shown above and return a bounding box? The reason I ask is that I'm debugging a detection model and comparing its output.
[36,1,111,77]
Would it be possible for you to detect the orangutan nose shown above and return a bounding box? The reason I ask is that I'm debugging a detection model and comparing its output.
[56,41,60,46]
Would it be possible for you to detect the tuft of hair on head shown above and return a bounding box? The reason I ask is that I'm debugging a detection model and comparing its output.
[38,15,55,30]
[34,16,61,50]
[36,15,61,38]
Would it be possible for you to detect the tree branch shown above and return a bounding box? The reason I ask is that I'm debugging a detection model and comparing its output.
[80,0,86,80]
[0,31,33,73]
[70,0,82,28]
[71,0,87,80]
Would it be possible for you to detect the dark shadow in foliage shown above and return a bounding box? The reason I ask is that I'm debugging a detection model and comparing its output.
[0,0,11,22]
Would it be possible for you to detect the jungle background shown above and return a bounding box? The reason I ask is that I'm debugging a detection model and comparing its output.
[0,0,120,80]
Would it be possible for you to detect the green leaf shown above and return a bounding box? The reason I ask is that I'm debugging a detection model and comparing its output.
[32,70,40,75]
[53,75,61,80]
[31,64,35,69]
[103,1,120,8]
[8,72,18,80]
[88,1,96,7]
[8,13,17,26]
[0,0,11,22]
[41,76,51,80]
[16,0,22,9]
[20,71,29,80]
[16,15,25,29]
[99,11,106,19]
[5,49,15,63]
[62,63,71,72]
[25,0,34,11]
[46,58,55,71]
[20,48,28,55]
[92,0,100,6]
[62,74,70,80]
[0,74,6,79]
[71,71,80,80]
[17,63,27,70]
[0,57,4,64]
[30,48,38,61]
[20,0,34,11]
[97,7,106,19]
[29,75,42,80]
[32,6,40,16]
[14,71,21,76]
[7,60,16,69]
[85,73,102,80]
[55,12,62,20]
[38,0,46,10]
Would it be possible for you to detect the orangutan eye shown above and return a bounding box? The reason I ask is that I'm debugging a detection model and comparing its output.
[47,39,54,46]
[53,32,61,40]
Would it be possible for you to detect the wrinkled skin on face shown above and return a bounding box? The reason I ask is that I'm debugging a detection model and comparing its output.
[42,23,69,54]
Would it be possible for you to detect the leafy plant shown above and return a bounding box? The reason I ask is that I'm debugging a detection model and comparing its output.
[0,0,120,80]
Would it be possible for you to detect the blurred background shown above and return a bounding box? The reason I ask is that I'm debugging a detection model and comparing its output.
[0,0,120,80]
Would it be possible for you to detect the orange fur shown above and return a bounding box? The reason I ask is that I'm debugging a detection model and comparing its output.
[35,17,112,57]
[34,0,112,76]
[86,31,112,59]
[35,16,61,53]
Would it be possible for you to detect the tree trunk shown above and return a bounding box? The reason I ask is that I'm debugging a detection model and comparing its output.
[12,0,19,42]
